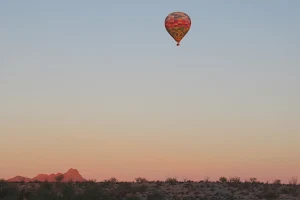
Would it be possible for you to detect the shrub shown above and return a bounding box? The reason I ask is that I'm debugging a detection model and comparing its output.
[219,177,227,183]
[289,177,298,185]
[106,177,118,183]
[30,188,57,200]
[135,177,148,183]
[80,184,111,200]
[203,177,210,182]
[280,186,290,194]
[273,179,281,185]
[241,181,251,190]
[41,181,52,190]
[60,182,75,199]
[229,177,241,184]
[0,182,19,199]
[249,177,257,183]
[125,196,142,200]
[262,190,279,199]
[133,184,148,193]
[147,191,165,200]
[165,177,177,185]
[114,182,134,198]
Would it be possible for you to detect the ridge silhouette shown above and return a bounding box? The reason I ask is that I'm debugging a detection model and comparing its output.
[6,168,86,182]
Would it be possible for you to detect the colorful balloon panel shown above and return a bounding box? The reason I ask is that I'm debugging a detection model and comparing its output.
[165,12,191,46]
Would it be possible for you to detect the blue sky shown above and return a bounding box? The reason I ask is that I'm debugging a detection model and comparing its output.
[0,1,300,182]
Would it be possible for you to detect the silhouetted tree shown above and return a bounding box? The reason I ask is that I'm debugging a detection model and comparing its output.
[250,177,258,183]
[273,179,281,185]
[55,174,64,182]
[219,177,227,183]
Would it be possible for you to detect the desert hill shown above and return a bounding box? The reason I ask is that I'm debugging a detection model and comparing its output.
[6,168,86,182]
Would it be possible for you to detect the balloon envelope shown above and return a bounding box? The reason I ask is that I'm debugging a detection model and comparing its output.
[165,12,191,46]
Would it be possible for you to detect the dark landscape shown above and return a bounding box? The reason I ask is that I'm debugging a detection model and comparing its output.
[1,169,299,200]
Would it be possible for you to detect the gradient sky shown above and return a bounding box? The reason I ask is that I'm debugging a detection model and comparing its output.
[0,0,300,183]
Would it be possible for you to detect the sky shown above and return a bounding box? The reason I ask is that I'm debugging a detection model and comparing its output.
[0,0,300,183]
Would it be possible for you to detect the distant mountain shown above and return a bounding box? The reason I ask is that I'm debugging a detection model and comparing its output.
[6,176,31,183]
[63,168,85,182]
[6,168,86,182]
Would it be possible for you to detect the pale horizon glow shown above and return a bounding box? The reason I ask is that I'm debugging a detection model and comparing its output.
[0,0,300,184]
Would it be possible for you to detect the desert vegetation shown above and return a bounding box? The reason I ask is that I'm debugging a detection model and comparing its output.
[0,176,299,200]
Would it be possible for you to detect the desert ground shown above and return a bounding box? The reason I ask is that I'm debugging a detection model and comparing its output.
[1,177,299,200]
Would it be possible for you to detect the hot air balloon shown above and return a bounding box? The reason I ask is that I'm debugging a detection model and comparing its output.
[165,12,191,46]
